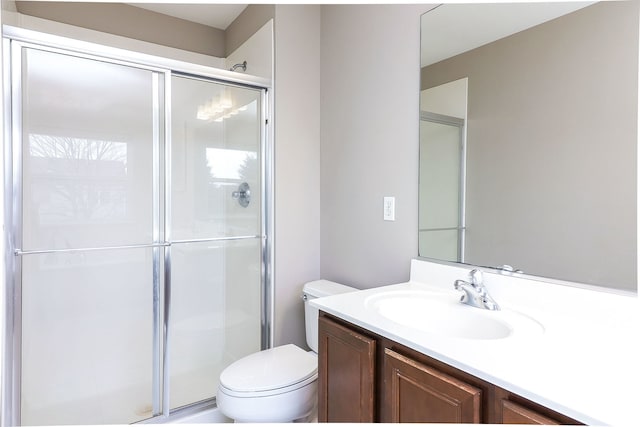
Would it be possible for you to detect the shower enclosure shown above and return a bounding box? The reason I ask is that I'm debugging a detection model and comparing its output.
[419,111,466,262]
[2,28,272,425]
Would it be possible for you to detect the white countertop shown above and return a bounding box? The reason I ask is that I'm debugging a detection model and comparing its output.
[310,259,639,426]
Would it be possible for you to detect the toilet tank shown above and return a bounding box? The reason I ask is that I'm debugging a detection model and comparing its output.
[302,280,356,353]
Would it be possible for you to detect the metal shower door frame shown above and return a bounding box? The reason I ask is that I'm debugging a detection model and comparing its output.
[1,26,273,426]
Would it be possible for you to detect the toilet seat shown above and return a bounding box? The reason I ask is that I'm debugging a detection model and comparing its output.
[219,344,317,398]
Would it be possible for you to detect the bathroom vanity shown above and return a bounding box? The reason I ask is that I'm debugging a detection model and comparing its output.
[311,260,639,425]
[318,313,580,424]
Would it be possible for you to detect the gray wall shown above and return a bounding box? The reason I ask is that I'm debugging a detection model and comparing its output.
[14,2,227,57]
[422,2,638,290]
[225,4,274,57]
[319,4,434,289]
[273,5,321,347]
[274,3,435,346]
[12,2,276,59]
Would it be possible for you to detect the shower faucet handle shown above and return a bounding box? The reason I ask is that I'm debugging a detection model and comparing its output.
[232,182,251,208]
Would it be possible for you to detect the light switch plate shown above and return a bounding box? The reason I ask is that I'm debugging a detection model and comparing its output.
[383,196,395,221]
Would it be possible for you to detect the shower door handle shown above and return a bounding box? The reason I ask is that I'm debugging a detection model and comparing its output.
[232,182,251,207]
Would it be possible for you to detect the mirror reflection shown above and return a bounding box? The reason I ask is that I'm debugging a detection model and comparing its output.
[419,1,638,291]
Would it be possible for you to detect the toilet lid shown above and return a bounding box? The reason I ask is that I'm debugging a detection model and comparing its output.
[219,344,317,393]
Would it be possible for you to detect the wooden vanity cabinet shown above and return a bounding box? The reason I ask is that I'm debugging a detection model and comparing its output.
[318,312,583,425]
[317,315,376,422]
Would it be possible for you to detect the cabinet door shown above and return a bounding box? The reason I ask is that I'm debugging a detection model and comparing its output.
[500,400,561,425]
[318,316,376,422]
[382,348,481,423]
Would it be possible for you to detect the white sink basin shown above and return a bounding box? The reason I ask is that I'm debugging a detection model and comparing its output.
[364,290,544,340]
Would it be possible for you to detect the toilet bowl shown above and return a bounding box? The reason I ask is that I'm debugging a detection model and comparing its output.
[216,280,356,423]
[217,345,317,422]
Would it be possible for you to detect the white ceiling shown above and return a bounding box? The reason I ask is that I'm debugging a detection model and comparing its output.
[421,2,595,67]
[127,3,248,30]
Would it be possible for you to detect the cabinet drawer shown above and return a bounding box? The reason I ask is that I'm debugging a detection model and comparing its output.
[382,348,482,423]
[501,399,561,425]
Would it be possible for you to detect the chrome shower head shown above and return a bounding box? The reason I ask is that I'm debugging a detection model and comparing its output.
[229,61,247,72]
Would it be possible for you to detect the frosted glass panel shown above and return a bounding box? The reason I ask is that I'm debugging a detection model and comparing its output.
[419,120,461,228]
[21,48,157,251]
[419,119,463,261]
[12,45,266,424]
[169,239,262,409]
[419,229,459,261]
[171,76,262,240]
[21,248,155,425]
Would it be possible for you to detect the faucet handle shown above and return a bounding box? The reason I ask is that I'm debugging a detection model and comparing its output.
[469,269,483,286]
[497,264,523,274]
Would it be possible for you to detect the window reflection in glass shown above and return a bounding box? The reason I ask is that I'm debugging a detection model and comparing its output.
[205,148,257,181]
[171,76,261,241]
[28,134,128,224]
[21,48,156,251]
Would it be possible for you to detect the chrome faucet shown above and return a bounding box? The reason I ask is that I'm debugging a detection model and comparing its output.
[453,269,500,311]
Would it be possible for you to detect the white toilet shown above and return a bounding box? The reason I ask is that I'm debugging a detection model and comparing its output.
[216,280,356,423]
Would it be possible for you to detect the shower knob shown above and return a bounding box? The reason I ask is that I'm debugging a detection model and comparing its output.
[232,182,251,207]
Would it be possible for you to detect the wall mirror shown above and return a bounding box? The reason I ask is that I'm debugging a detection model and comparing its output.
[419,1,638,292]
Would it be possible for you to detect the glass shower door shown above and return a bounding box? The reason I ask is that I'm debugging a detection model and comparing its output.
[168,76,263,409]
[419,113,466,262]
[9,40,268,426]
[17,47,162,424]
